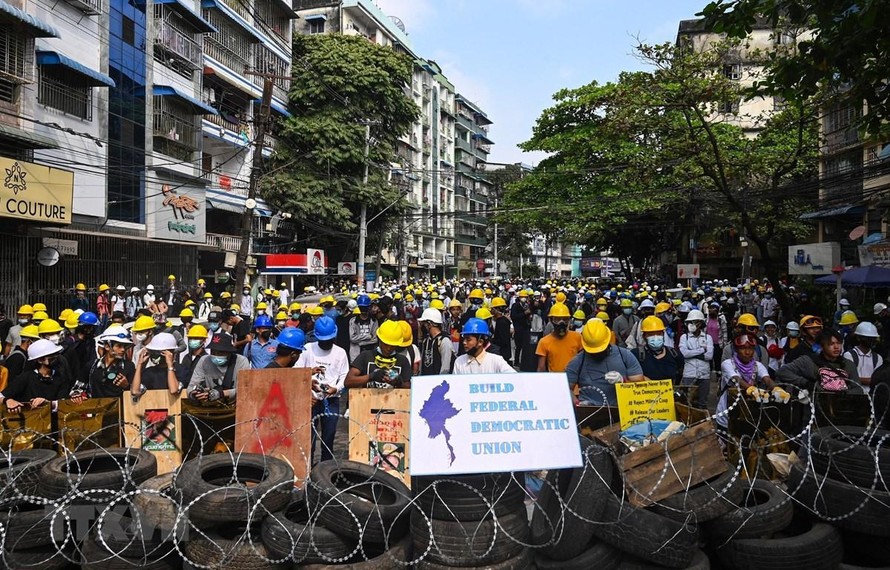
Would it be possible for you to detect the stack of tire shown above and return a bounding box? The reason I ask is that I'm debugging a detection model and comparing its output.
[263,460,413,569]
[786,425,890,568]
[0,447,159,569]
[411,466,531,568]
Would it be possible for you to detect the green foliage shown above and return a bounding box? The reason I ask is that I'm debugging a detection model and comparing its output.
[700,0,890,136]
[505,41,820,284]
[260,34,420,234]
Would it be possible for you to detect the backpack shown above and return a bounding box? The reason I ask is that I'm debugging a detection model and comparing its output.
[847,349,880,370]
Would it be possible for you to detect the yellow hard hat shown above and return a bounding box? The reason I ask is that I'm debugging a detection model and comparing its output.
[596,298,608,306]
[394,293,403,301]
[17,304,34,316]
[20,325,40,340]
[256,302,268,310]
[37,319,63,335]
[655,302,671,315]
[32,303,47,312]
[98,284,110,292]
[308,306,324,316]
[377,320,403,346]
[491,297,507,308]
[448,299,462,308]
[187,324,208,339]
[573,309,586,320]
[838,310,859,326]
[75,283,86,292]
[289,302,301,312]
[230,303,241,312]
[431,292,440,299]
[737,313,759,327]
[220,292,232,299]
[203,292,213,299]
[620,299,633,308]
[582,319,611,353]
[431,299,445,310]
[132,315,156,332]
[275,311,288,321]
[555,292,567,304]
[179,308,195,318]
[469,288,484,300]
[64,314,80,329]
[518,290,529,298]
[167,275,176,280]
[59,308,73,321]
[800,315,823,329]
[353,307,361,315]
[475,307,493,320]
[596,311,610,321]
[398,320,413,347]
[197,278,206,285]
[32,311,49,322]
[405,294,415,302]
[184,300,195,308]
[641,316,666,333]
[548,303,571,318]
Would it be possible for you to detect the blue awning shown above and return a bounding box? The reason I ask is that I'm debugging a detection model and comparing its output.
[0,0,59,37]
[36,51,115,87]
[152,0,216,32]
[206,187,273,216]
[153,85,219,115]
[304,13,326,21]
[799,204,866,220]
[254,98,290,118]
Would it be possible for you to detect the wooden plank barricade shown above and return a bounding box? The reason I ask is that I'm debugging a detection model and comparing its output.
[58,398,121,452]
[348,388,411,488]
[234,368,312,486]
[123,391,183,474]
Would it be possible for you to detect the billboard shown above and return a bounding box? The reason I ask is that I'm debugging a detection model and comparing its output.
[788,242,840,275]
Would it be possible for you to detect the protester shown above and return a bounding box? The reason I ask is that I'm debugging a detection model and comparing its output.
[566,319,644,406]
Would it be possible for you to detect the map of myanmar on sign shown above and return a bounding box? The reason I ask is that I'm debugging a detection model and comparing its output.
[410,373,583,476]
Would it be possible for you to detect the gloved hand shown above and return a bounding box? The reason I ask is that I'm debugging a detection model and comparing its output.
[369,368,387,383]
[745,385,759,398]
[604,371,623,385]
[798,388,811,405]
[771,386,791,404]
[754,389,771,403]
[208,388,222,402]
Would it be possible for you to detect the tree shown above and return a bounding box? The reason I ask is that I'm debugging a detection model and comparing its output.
[486,165,532,271]
[505,40,820,315]
[700,0,890,136]
[261,34,420,255]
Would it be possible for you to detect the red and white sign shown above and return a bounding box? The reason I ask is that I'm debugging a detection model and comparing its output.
[307,248,326,275]
[677,264,700,279]
[264,251,327,275]
[338,261,356,275]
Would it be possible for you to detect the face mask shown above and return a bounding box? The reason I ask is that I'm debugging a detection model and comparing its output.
[647,335,665,351]
[243,290,250,296]
[47,334,61,345]
[276,320,286,327]
[211,355,228,366]
[291,313,300,319]
[259,330,272,341]
[554,322,568,335]
[687,324,698,333]
[18,318,28,325]
[182,318,192,325]
[209,323,220,331]
[188,339,203,350]
[257,310,265,316]
[573,320,584,329]
[471,299,482,307]
[149,355,162,366]
[318,339,335,351]
[623,308,633,316]
[134,332,148,343]
[789,331,800,338]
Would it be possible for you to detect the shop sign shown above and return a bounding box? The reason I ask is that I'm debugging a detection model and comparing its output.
[859,243,890,267]
[788,242,840,275]
[306,248,326,275]
[42,237,78,256]
[147,183,206,243]
[0,157,73,224]
[338,261,356,275]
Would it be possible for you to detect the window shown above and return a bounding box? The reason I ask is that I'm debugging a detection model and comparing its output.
[718,98,740,114]
[38,67,93,120]
[308,19,324,34]
[0,29,33,84]
[153,97,200,160]
[722,64,742,80]
[0,79,17,104]
[773,94,786,112]
[775,30,795,46]
[122,16,136,45]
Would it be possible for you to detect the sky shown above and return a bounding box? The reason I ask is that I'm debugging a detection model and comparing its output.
[374,0,710,166]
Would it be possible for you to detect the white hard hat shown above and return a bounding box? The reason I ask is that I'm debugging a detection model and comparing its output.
[116,285,126,291]
[130,286,141,293]
[28,339,63,361]
[419,308,443,325]
[855,322,879,338]
[145,332,178,351]
[146,284,154,291]
[347,299,357,311]
[840,298,850,306]
[99,325,133,345]
[639,299,655,309]
[874,303,888,315]
[786,322,800,331]
[686,309,706,322]
[764,320,777,328]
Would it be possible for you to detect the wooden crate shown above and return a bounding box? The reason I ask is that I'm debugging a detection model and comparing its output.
[348,388,411,488]
[591,420,726,507]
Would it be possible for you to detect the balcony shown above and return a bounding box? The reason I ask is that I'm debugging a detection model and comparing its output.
[206,232,242,252]
[455,137,473,153]
[220,0,251,22]
[154,110,200,160]
[455,234,487,247]
[155,20,203,70]
[457,213,487,226]
[204,36,249,77]
[824,128,860,155]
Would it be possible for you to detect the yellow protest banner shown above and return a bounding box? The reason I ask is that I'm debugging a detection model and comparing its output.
[615,379,676,430]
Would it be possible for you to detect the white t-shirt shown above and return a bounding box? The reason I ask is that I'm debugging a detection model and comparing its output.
[716,357,770,428]
[844,347,883,388]
[296,342,349,393]
[453,351,516,375]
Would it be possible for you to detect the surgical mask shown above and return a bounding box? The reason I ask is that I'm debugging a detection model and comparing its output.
[149,355,162,366]
[243,290,250,296]
[257,310,265,316]
[209,323,220,331]
[687,323,698,333]
[211,355,228,366]
[789,330,799,338]
[573,320,584,329]
[291,312,300,319]
[647,335,665,351]
[47,334,61,345]
[188,339,203,350]
[17,318,28,325]
[623,308,633,316]
[276,320,286,327]
[134,332,148,343]
[471,299,482,306]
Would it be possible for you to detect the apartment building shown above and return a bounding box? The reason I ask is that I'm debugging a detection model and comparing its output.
[454,93,493,278]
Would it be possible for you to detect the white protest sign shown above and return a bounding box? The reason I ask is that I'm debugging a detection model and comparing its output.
[409,373,582,476]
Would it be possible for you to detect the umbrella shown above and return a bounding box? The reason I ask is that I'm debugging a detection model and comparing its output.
[814,266,890,288]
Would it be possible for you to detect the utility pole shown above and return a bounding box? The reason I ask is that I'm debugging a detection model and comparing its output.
[357,123,371,290]
[493,192,498,279]
[235,78,273,291]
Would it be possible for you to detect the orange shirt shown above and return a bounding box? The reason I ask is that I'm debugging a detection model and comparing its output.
[536,331,583,372]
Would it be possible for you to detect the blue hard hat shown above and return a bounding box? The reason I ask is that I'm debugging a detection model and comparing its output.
[461,317,490,337]
[78,312,99,326]
[356,294,371,308]
[254,314,273,328]
[276,327,305,351]
[314,316,337,341]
